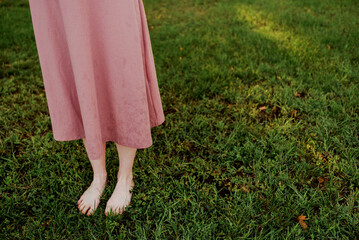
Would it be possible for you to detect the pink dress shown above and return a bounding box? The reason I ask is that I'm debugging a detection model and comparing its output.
[28,0,165,160]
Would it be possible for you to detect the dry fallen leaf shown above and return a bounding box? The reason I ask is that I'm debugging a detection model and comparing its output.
[276,76,281,80]
[241,186,249,192]
[259,106,267,111]
[294,91,301,97]
[318,177,324,183]
[297,215,309,229]
[293,109,297,117]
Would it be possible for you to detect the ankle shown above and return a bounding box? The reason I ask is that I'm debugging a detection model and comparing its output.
[117,173,133,182]
[93,172,107,181]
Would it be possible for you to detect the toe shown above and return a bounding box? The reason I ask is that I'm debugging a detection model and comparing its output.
[104,206,111,216]
[119,206,125,214]
[78,196,84,203]
[78,203,85,213]
[78,201,86,210]
[116,206,123,215]
[81,205,90,215]
[87,207,95,216]
[88,201,99,216]
[107,206,116,216]
[113,206,119,215]
[79,202,88,213]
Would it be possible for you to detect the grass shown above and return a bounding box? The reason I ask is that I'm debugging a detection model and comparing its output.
[1,0,359,238]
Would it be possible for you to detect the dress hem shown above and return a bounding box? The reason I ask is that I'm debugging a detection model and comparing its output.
[52,117,165,149]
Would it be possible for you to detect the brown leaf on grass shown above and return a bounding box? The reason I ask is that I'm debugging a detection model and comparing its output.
[276,76,281,80]
[297,215,308,229]
[294,91,307,98]
[318,177,324,183]
[320,152,330,162]
[259,106,267,111]
[293,109,297,117]
[241,186,249,192]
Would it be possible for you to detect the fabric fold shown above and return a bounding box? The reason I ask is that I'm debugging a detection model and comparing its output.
[28,0,165,160]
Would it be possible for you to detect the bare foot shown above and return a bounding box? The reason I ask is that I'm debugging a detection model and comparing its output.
[105,175,134,216]
[78,174,107,216]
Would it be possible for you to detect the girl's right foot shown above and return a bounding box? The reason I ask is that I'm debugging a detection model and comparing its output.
[78,173,107,216]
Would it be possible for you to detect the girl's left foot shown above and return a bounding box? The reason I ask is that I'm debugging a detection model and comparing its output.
[105,175,134,216]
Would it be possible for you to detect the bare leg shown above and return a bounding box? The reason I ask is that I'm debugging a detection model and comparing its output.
[78,138,107,216]
[105,143,136,216]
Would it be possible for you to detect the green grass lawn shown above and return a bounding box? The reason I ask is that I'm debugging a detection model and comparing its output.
[1,0,359,238]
